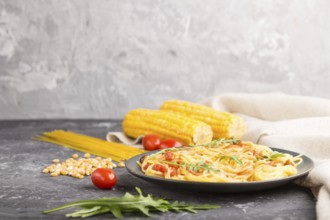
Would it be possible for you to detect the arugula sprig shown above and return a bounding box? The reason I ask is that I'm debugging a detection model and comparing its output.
[204,137,241,148]
[188,137,240,148]
[270,151,285,159]
[219,155,243,166]
[42,187,219,218]
[164,161,187,169]
[164,160,221,173]
[266,151,285,161]
[188,161,221,173]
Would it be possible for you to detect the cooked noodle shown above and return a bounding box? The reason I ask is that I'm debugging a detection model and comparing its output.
[138,139,303,182]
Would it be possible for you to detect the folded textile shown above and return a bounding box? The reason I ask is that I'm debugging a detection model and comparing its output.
[200,92,330,220]
[106,131,143,146]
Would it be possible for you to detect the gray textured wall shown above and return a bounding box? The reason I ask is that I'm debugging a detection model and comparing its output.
[1,0,330,119]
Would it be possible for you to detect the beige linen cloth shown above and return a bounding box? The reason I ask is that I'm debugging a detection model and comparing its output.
[200,93,330,220]
[107,93,330,220]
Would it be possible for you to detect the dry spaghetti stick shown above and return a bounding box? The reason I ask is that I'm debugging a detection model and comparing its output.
[35,130,145,162]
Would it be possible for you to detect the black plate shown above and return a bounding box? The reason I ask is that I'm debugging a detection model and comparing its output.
[125,147,314,193]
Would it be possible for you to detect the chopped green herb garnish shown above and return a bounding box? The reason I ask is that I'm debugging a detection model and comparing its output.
[267,151,285,161]
[189,137,241,148]
[163,161,187,169]
[188,161,221,173]
[219,155,243,166]
[206,138,241,147]
[164,160,220,173]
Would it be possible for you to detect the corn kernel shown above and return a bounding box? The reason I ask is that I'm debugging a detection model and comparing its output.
[49,168,55,173]
[72,154,79,159]
[52,159,60,163]
[84,153,91,158]
[42,168,49,173]
[78,169,85,175]
[50,172,59,177]
[118,161,125,168]
[60,170,68,175]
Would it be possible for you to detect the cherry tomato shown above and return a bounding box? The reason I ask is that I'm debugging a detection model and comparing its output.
[91,168,117,189]
[170,169,178,177]
[158,139,182,149]
[152,164,167,173]
[143,163,151,170]
[142,134,161,151]
[164,151,174,161]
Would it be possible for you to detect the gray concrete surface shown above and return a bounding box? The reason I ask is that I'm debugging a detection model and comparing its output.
[0,120,316,219]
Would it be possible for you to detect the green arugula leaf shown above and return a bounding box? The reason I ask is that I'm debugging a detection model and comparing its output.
[219,155,243,166]
[43,187,219,218]
[163,161,187,168]
[189,137,241,148]
[207,137,241,147]
[266,151,285,161]
[270,152,285,158]
[187,161,221,173]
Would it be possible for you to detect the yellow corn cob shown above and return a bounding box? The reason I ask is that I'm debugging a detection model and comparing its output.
[160,100,246,139]
[122,109,213,145]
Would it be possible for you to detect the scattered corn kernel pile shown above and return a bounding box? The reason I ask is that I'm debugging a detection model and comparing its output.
[42,153,125,179]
